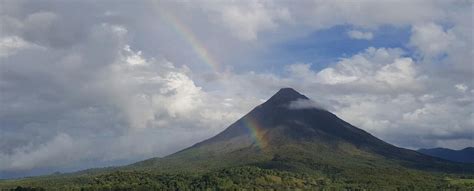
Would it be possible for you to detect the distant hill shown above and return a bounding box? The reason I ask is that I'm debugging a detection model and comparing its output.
[418,147,474,163]
[1,88,473,190]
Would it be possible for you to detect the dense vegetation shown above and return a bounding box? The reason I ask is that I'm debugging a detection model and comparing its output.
[2,140,473,190]
[1,165,473,190]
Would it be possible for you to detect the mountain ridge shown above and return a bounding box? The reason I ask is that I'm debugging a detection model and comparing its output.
[418,147,474,163]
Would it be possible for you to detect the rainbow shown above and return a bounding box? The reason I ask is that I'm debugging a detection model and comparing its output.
[153,4,269,148]
[154,2,221,71]
[242,116,269,150]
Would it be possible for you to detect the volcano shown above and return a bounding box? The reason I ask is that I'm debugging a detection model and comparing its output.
[130,88,470,173]
[2,88,473,190]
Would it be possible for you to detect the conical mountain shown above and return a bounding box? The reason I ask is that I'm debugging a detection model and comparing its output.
[3,88,473,190]
[131,88,471,173]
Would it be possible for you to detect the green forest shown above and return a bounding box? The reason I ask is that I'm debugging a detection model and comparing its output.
[2,165,474,191]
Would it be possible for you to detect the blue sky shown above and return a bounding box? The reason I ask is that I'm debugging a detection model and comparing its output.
[251,25,412,73]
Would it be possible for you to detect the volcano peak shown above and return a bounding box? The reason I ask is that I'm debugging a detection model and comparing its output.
[265,88,308,105]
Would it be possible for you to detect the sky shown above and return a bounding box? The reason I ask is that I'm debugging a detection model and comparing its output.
[0,0,472,178]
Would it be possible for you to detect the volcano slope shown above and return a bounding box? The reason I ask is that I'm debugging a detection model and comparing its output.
[1,88,473,190]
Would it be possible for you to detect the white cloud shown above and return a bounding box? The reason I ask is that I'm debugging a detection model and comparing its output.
[314,47,420,91]
[201,1,290,41]
[409,23,454,58]
[455,83,468,93]
[316,67,358,85]
[334,93,472,150]
[374,57,417,88]
[124,46,146,66]
[288,99,326,110]
[157,72,204,117]
[0,36,39,57]
[347,30,373,40]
